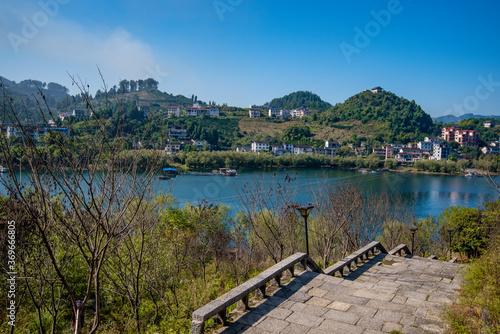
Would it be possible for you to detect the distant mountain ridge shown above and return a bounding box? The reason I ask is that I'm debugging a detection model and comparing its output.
[265,91,332,111]
[433,113,500,124]
[0,75,70,106]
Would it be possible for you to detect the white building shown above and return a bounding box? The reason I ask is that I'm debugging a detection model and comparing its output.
[168,128,187,140]
[167,106,180,117]
[418,141,435,151]
[291,107,311,118]
[249,110,261,118]
[293,145,313,155]
[185,107,200,117]
[314,147,336,157]
[272,145,287,156]
[482,141,500,155]
[432,142,451,160]
[325,141,341,149]
[484,120,495,128]
[283,143,294,153]
[268,108,281,118]
[251,141,269,152]
[165,143,181,154]
[482,146,500,155]
[208,107,219,116]
[280,110,291,118]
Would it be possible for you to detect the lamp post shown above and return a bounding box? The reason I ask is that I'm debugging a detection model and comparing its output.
[447,229,453,260]
[410,226,418,255]
[296,204,314,255]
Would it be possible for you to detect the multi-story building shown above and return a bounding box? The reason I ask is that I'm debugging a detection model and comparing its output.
[372,148,386,157]
[251,141,269,152]
[442,127,456,142]
[271,145,287,156]
[168,128,187,140]
[280,110,291,118]
[432,142,451,160]
[293,145,313,155]
[455,130,479,146]
[418,141,435,151]
[249,110,261,118]
[7,126,70,140]
[167,106,180,117]
[208,107,219,116]
[164,143,181,154]
[185,107,200,117]
[283,143,294,153]
[484,120,495,128]
[268,108,281,118]
[395,148,422,162]
[314,147,336,157]
[291,107,311,118]
[481,141,500,155]
[325,141,341,149]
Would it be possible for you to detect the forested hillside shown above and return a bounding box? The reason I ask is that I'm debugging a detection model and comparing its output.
[266,91,332,111]
[319,91,438,142]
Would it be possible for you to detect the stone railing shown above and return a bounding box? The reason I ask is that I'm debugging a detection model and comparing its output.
[323,241,387,277]
[191,252,322,334]
[388,244,411,256]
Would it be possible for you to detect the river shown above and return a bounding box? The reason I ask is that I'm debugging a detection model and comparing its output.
[155,168,498,218]
[2,168,497,218]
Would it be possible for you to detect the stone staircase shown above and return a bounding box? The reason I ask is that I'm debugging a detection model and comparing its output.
[209,251,463,334]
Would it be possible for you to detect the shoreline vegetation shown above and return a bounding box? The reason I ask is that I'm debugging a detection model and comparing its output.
[4,149,499,176]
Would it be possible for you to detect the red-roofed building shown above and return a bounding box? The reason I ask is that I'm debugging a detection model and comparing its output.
[442,127,456,141]
[455,130,479,146]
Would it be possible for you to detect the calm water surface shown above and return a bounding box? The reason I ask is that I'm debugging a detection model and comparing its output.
[155,168,498,218]
[2,168,497,218]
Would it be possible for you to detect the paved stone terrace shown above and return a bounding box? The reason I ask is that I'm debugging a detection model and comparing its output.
[214,253,463,334]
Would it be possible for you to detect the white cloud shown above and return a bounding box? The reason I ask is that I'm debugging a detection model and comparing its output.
[0,1,167,93]
[34,21,164,81]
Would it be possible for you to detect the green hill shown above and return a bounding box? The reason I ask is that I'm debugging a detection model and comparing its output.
[319,90,437,142]
[266,91,332,111]
[0,76,71,122]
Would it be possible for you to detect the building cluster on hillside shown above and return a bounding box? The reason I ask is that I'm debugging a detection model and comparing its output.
[248,106,312,119]
[163,103,220,118]
[164,127,209,154]
[58,109,91,121]
[236,140,340,157]
[373,122,499,162]
[6,123,70,142]
[442,126,479,146]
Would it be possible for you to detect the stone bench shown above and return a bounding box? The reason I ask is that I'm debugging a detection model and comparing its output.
[191,252,323,334]
[324,241,387,277]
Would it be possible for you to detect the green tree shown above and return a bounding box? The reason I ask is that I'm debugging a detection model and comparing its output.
[439,207,487,258]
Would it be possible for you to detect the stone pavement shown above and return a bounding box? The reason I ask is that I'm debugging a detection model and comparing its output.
[214,253,463,334]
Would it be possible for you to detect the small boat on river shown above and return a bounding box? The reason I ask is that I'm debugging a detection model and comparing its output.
[0,166,7,173]
[465,171,482,178]
[214,168,238,176]
[159,168,178,180]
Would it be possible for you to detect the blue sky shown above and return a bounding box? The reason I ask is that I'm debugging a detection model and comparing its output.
[1,0,500,117]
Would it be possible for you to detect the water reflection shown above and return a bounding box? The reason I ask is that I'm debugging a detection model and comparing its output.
[1,168,498,219]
